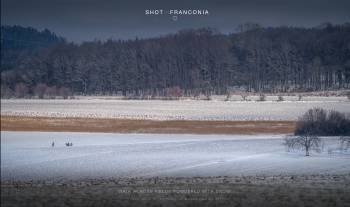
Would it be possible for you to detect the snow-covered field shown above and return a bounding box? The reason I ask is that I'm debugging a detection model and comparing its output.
[2,131,349,181]
[1,98,349,120]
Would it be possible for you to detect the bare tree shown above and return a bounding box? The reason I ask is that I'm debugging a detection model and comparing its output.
[277,95,284,102]
[34,83,48,99]
[193,89,201,100]
[166,86,181,100]
[298,94,303,101]
[45,86,57,99]
[295,108,350,136]
[284,135,322,156]
[224,92,231,101]
[58,87,72,99]
[258,94,266,101]
[1,85,13,98]
[339,136,350,151]
[295,108,327,136]
[14,83,28,98]
[241,94,248,101]
[204,90,212,101]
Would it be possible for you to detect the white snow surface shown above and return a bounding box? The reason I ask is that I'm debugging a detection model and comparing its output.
[1,131,349,181]
[1,99,350,120]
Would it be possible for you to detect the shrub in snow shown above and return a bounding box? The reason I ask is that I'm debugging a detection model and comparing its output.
[298,95,303,101]
[328,136,350,155]
[241,94,247,101]
[224,93,231,101]
[204,93,212,101]
[277,95,284,102]
[258,94,266,101]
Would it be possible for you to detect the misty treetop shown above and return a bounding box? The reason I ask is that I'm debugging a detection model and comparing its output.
[1,23,350,98]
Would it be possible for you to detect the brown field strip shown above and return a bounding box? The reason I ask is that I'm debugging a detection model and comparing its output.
[1,116,296,134]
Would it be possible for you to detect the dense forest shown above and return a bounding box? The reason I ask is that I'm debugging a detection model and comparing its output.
[1,23,350,98]
[1,25,65,72]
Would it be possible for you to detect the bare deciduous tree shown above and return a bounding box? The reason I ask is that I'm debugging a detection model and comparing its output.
[14,83,28,98]
[277,95,284,102]
[34,83,48,99]
[45,86,57,99]
[58,87,72,99]
[295,108,350,136]
[224,92,231,101]
[339,136,350,151]
[288,108,350,156]
[1,85,13,98]
[258,94,266,101]
[298,94,303,101]
[166,86,181,100]
[284,135,322,156]
[295,108,327,136]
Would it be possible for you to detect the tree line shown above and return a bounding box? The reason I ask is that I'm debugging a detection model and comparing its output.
[1,23,350,98]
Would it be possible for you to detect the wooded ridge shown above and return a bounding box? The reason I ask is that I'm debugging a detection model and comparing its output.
[1,23,350,98]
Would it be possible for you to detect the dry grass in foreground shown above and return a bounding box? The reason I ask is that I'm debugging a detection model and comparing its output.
[2,175,349,207]
[1,116,295,134]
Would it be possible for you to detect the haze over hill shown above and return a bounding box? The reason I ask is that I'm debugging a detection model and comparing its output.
[2,0,350,42]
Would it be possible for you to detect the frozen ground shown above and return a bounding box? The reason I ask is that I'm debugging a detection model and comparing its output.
[2,175,350,207]
[1,98,349,120]
[1,131,349,181]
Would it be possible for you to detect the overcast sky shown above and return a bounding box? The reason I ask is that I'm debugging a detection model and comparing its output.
[2,0,350,42]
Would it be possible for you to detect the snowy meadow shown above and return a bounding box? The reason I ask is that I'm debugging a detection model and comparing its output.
[2,131,349,181]
[1,97,350,120]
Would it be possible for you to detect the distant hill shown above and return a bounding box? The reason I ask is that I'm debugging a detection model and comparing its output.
[1,25,65,71]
